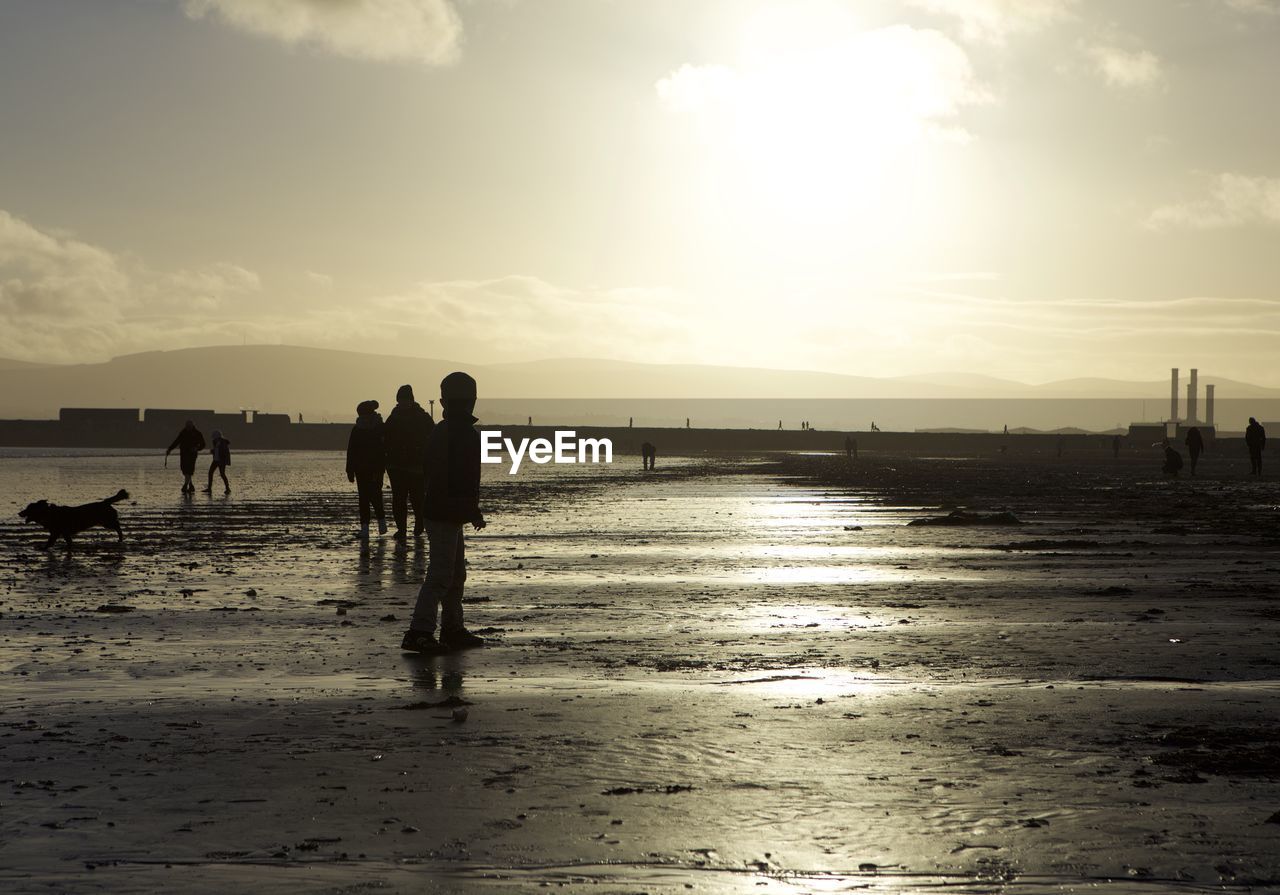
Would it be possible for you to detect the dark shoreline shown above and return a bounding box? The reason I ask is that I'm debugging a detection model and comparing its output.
[0,417,1254,460]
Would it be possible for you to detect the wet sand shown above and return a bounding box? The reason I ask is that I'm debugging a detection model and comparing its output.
[2,449,1279,893]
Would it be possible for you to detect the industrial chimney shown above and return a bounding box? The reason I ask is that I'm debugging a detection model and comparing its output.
[1206,384,1215,427]
[1170,368,1179,421]
[1188,369,1199,423]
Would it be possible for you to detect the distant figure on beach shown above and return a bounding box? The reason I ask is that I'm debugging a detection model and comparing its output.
[165,420,206,494]
[1112,434,1122,459]
[1003,424,1008,436]
[384,384,434,539]
[1162,442,1184,477]
[686,418,690,428]
[346,400,387,540]
[641,442,656,470]
[845,435,857,460]
[1184,426,1204,476]
[1056,436,1064,458]
[204,429,231,494]
[402,372,488,653]
[870,421,879,431]
[1246,417,1266,475]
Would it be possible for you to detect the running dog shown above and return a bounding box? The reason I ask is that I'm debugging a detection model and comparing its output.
[18,489,130,549]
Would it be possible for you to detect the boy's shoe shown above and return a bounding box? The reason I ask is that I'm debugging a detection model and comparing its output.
[440,628,485,650]
[392,529,407,541]
[358,522,370,540]
[377,518,389,535]
[400,629,440,653]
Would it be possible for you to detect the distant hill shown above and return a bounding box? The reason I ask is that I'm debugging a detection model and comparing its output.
[0,345,1276,422]
[0,357,52,372]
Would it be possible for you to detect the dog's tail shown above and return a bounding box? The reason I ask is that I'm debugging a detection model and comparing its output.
[105,489,129,504]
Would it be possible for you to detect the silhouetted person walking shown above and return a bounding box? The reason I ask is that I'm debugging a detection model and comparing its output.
[402,372,487,653]
[165,420,206,494]
[384,384,434,539]
[641,442,656,470]
[1112,434,1122,459]
[845,435,857,460]
[203,429,231,493]
[346,399,387,540]
[1184,426,1204,476]
[1246,417,1266,475]
[1162,442,1183,477]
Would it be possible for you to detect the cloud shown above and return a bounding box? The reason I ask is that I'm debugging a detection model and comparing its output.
[1221,0,1280,13]
[1085,44,1164,89]
[0,209,706,367]
[0,209,262,362]
[182,0,462,65]
[1147,173,1280,229]
[904,0,1076,44]
[0,211,129,320]
[657,24,989,142]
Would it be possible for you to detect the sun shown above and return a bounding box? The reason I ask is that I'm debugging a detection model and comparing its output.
[658,1,983,269]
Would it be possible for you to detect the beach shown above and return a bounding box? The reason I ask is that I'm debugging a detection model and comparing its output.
[2,448,1279,893]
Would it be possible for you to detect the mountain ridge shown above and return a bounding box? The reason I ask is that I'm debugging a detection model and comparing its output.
[0,345,1274,420]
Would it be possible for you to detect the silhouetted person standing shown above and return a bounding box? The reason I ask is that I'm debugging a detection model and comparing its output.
[845,435,857,460]
[1246,417,1266,475]
[166,420,206,494]
[346,399,387,540]
[641,442,656,470]
[204,429,231,493]
[384,384,434,539]
[1162,442,1183,477]
[402,372,487,653]
[1112,434,1122,459]
[1184,426,1204,476]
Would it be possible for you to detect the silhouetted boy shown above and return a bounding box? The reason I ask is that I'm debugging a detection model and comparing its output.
[346,400,387,539]
[402,372,487,653]
[1246,417,1266,475]
[166,420,206,494]
[383,384,434,539]
[1184,426,1204,476]
[204,429,231,493]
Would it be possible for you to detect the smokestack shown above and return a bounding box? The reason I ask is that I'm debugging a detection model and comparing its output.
[1170,368,1179,421]
[1206,384,1215,427]
[1189,369,1199,423]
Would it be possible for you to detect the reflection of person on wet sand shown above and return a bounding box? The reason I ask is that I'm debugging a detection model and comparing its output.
[1184,426,1204,476]
[204,429,231,493]
[402,372,488,654]
[641,442,656,470]
[1162,441,1183,477]
[1246,417,1266,475]
[347,400,388,540]
[165,420,206,494]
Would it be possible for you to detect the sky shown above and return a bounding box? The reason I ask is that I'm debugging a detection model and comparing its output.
[1,0,1279,384]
